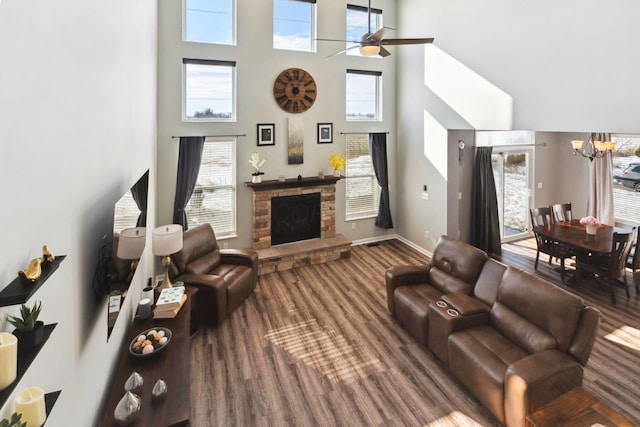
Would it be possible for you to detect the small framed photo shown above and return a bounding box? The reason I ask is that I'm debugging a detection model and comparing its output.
[317,123,333,144]
[257,123,275,146]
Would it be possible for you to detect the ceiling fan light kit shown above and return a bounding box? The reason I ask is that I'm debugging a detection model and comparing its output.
[359,43,380,57]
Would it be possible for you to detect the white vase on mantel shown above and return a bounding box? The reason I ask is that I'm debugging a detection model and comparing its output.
[333,169,341,177]
[586,224,597,235]
[252,175,262,184]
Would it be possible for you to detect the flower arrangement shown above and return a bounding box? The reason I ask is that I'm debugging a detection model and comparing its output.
[579,216,601,226]
[249,152,266,176]
[328,150,346,171]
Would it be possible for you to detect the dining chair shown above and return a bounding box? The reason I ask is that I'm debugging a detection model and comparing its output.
[550,202,573,223]
[576,229,636,304]
[626,227,640,293]
[530,207,574,282]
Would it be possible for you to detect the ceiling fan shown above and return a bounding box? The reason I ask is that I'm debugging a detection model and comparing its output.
[316,0,434,57]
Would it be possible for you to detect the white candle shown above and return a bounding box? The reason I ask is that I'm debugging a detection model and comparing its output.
[15,387,46,427]
[0,332,18,391]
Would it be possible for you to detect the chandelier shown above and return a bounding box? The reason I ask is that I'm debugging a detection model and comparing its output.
[571,133,616,161]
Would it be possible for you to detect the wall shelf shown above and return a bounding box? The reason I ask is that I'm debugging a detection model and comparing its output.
[43,390,61,425]
[0,256,66,307]
[0,324,57,410]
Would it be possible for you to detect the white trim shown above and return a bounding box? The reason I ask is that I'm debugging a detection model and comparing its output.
[352,234,433,258]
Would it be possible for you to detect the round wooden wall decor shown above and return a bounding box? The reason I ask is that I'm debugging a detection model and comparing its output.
[273,68,317,113]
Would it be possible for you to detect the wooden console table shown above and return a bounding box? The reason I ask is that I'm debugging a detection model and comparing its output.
[100,288,196,427]
[527,387,635,426]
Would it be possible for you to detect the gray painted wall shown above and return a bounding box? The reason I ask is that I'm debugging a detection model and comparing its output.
[0,1,157,424]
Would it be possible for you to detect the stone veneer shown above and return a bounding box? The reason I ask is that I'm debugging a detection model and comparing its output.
[246,176,351,274]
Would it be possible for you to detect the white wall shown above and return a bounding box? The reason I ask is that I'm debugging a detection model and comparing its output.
[396,0,640,250]
[0,1,157,425]
[156,0,398,248]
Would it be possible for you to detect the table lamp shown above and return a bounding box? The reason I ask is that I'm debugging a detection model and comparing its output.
[116,227,146,279]
[152,224,183,290]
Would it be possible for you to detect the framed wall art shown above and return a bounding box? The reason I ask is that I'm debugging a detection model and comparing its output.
[288,118,304,164]
[317,123,333,144]
[257,123,275,146]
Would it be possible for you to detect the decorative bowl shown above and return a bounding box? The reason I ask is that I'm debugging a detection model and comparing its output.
[129,327,172,358]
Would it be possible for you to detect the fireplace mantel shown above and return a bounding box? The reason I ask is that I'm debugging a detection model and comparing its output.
[244,175,342,191]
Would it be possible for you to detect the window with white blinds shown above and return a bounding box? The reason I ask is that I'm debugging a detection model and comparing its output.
[611,134,640,224]
[185,138,237,237]
[345,134,379,220]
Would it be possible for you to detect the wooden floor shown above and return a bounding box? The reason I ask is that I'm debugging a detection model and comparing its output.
[190,238,640,426]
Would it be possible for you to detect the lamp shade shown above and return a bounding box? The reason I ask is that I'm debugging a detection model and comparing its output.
[570,140,584,150]
[117,227,146,260]
[152,224,183,256]
[359,44,380,56]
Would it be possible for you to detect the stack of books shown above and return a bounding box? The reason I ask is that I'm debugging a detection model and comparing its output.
[153,286,187,319]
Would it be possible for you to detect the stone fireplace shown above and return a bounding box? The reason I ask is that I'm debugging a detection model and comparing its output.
[246,176,351,274]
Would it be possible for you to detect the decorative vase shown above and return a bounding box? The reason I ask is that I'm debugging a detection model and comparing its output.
[586,224,597,235]
[333,169,340,177]
[252,175,262,184]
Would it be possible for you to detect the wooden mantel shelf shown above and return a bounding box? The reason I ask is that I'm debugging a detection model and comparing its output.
[244,175,342,191]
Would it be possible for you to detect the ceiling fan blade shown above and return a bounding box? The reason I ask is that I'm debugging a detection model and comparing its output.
[316,37,361,44]
[380,37,434,46]
[369,27,386,42]
[378,46,391,57]
[326,45,360,58]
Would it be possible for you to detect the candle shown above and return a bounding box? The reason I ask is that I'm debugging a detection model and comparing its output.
[0,332,18,391]
[14,387,46,427]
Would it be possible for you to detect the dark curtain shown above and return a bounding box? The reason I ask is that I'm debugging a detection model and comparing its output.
[172,136,205,230]
[130,170,149,227]
[471,146,501,256]
[369,133,393,229]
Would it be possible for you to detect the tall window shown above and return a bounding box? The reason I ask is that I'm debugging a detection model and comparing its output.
[612,134,640,224]
[273,0,316,52]
[346,69,381,121]
[185,138,237,237]
[345,134,379,220]
[346,4,382,56]
[184,0,235,45]
[183,58,235,122]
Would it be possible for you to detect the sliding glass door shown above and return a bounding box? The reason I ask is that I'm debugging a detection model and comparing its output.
[492,149,532,242]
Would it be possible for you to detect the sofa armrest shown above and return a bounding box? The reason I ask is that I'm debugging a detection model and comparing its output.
[221,249,259,284]
[175,273,227,327]
[441,293,489,316]
[385,265,430,314]
[505,350,584,427]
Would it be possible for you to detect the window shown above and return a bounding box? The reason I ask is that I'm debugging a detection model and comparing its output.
[345,134,379,220]
[346,4,382,56]
[184,0,235,45]
[185,138,237,237]
[612,134,640,224]
[183,58,235,121]
[346,69,381,121]
[273,0,316,52]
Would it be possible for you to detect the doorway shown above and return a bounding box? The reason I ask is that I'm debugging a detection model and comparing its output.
[492,149,532,242]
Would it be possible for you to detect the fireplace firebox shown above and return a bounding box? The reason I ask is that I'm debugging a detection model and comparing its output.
[271,193,321,245]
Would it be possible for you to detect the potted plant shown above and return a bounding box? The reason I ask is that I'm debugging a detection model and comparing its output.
[7,301,44,353]
[249,152,266,183]
[328,150,346,176]
[0,412,26,427]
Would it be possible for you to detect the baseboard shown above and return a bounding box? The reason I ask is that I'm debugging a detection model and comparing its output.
[352,234,433,258]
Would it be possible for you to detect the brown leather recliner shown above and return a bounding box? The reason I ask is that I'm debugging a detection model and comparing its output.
[170,223,258,327]
[385,235,488,344]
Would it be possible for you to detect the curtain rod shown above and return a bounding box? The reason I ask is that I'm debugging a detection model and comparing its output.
[339,131,390,135]
[472,142,546,149]
[171,134,246,139]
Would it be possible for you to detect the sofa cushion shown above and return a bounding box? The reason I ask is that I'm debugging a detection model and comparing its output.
[428,235,488,294]
[172,224,222,274]
[449,325,529,424]
[393,285,440,343]
[497,267,584,352]
[222,265,254,313]
[473,258,506,307]
[491,302,556,354]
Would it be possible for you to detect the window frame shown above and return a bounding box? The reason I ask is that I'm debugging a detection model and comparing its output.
[611,134,640,225]
[273,0,317,53]
[346,4,383,57]
[182,58,236,122]
[345,133,380,221]
[185,137,237,239]
[183,0,237,46]
[345,69,382,122]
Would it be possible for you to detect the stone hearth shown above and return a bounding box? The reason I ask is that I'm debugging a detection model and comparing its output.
[246,176,352,274]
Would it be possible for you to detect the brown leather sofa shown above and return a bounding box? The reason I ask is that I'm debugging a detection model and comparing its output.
[170,223,258,327]
[386,235,601,427]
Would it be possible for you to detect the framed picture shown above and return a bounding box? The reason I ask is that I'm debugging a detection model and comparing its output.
[257,123,275,146]
[288,118,304,164]
[317,123,333,144]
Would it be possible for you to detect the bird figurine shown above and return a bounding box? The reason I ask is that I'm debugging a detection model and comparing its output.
[19,258,42,283]
[42,244,55,263]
